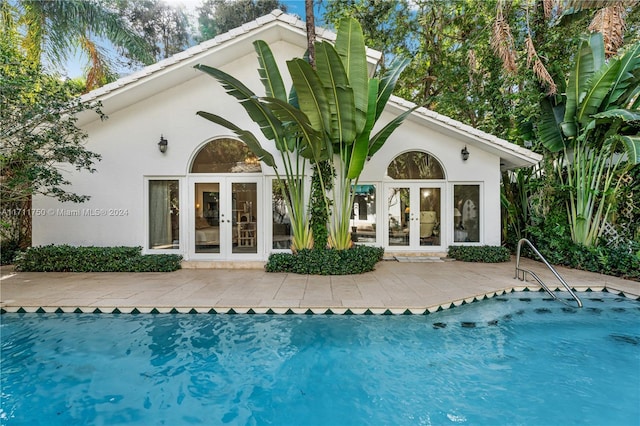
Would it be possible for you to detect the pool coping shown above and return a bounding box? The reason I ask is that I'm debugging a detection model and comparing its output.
[2,258,638,315]
[2,285,637,315]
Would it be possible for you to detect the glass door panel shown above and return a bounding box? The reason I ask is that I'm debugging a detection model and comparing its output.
[419,187,440,246]
[272,180,292,249]
[232,182,258,254]
[388,187,410,246]
[386,184,443,249]
[194,182,221,254]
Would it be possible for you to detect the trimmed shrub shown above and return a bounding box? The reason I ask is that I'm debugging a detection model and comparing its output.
[14,245,182,272]
[265,245,384,275]
[1,240,22,265]
[448,245,510,263]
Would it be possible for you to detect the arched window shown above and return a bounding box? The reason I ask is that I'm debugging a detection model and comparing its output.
[387,151,444,179]
[191,138,262,173]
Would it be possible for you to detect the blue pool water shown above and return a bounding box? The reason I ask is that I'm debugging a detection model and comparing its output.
[1,292,639,425]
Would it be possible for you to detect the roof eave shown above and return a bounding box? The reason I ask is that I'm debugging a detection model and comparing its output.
[76,10,382,126]
[386,96,542,171]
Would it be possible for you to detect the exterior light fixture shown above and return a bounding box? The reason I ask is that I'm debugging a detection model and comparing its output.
[158,135,168,153]
[461,146,469,161]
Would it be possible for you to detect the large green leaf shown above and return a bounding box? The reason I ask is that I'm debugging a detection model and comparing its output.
[368,106,418,157]
[538,98,566,152]
[628,84,640,109]
[261,97,328,162]
[376,57,410,121]
[253,40,287,102]
[315,41,357,145]
[605,42,640,108]
[286,58,330,135]
[346,79,379,180]
[593,108,640,123]
[194,64,282,142]
[576,58,621,126]
[195,111,275,167]
[564,34,602,136]
[617,135,640,164]
[334,18,368,131]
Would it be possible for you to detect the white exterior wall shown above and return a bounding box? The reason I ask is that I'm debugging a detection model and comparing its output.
[33,40,301,248]
[362,113,502,248]
[32,34,508,258]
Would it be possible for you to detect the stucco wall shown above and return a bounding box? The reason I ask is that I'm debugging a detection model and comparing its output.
[32,37,504,253]
[32,40,300,247]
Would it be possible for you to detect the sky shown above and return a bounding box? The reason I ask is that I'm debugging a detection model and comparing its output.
[64,0,317,79]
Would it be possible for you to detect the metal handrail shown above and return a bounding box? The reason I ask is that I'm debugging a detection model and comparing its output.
[515,238,583,308]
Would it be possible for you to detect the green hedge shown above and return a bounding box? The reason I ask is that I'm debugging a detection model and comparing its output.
[0,240,21,265]
[265,245,385,275]
[447,245,511,263]
[523,237,640,281]
[14,245,182,272]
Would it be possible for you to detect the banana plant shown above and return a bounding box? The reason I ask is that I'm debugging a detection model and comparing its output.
[537,33,639,246]
[279,18,416,250]
[195,17,415,251]
[194,40,316,252]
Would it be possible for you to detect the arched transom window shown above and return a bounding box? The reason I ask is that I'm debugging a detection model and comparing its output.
[387,151,444,179]
[191,138,262,173]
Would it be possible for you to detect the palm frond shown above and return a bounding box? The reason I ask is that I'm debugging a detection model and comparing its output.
[593,108,640,123]
[564,33,603,136]
[588,2,628,57]
[605,42,640,108]
[491,5,517,74]
[525,36,557,95]
[619,135,640,164]
[346,79,379,180]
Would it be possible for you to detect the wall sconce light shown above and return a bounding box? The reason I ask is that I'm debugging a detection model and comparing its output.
[461,146,469,161]
[158,135,168,153]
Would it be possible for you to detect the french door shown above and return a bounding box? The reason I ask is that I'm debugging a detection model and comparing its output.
[385,183,443,250]
[189,176,261,259]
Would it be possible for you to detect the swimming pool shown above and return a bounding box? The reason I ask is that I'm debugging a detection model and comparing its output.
[1,291,638,425]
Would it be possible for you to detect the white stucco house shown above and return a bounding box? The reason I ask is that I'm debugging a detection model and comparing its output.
[32,10,541,264]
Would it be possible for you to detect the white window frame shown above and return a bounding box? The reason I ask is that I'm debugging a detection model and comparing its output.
[449,182,484,246]
[143,176,184,255]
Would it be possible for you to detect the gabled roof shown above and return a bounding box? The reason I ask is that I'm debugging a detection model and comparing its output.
[79,9,541,170]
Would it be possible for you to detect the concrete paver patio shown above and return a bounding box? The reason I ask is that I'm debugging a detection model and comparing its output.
[1,258,638,314]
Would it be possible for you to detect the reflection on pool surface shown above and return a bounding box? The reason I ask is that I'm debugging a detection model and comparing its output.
[1,292,639,425]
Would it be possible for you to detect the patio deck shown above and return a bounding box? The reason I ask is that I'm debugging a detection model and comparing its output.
[1,257,638,315]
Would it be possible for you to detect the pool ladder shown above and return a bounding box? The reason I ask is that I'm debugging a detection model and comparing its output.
[514,238,583,308]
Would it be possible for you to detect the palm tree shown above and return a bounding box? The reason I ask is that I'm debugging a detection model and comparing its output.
[8,0,153,91]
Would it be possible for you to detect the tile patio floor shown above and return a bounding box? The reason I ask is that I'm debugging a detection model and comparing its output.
[1,257,638,314]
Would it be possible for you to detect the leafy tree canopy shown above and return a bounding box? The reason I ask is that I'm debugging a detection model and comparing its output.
[1,14,103,206]
[197,0,288,41]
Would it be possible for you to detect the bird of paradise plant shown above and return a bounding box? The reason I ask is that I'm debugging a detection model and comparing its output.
[195,17,414,250]
[538,33,639,247]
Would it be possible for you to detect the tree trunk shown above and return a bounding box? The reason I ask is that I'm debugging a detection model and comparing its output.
[305,0,315,68]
